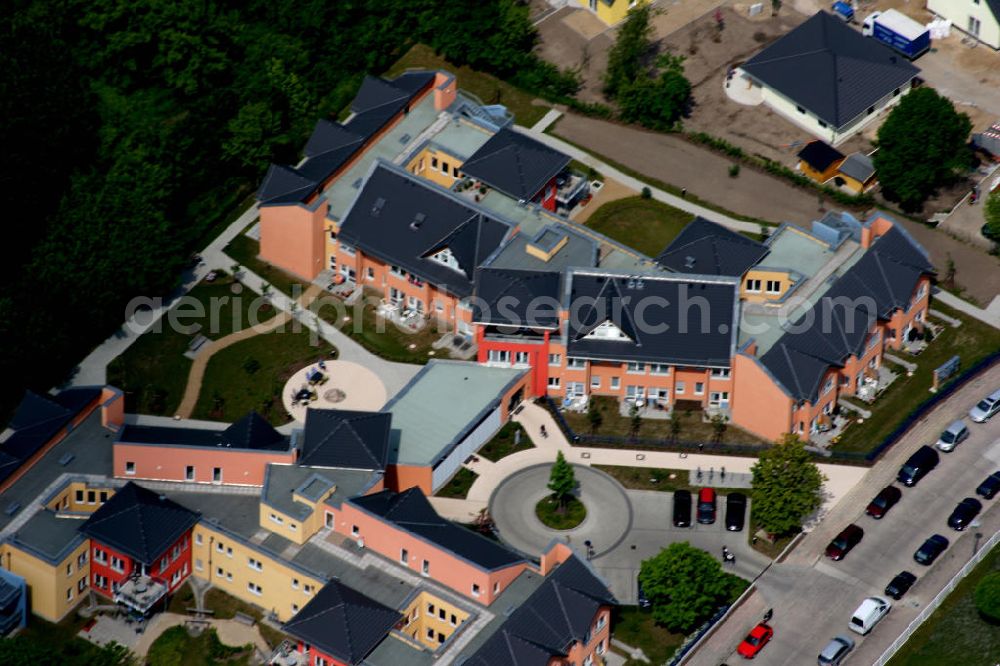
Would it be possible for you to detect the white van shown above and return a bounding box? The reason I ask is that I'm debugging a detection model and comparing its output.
[848,596,891,635]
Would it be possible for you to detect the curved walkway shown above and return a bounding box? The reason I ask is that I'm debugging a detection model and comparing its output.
[132,611,271,658]
[174,284,323,418]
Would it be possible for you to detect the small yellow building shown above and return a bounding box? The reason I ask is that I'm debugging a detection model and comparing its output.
[797,140,845,185]
[577,0,649,26]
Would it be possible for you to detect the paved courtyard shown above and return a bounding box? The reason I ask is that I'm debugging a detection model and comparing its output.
[282,359,387,422]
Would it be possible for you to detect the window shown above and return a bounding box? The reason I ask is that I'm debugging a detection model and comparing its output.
[75,490,83,502]
[78,552,87,568]
[292,579,299,589]
[547,376,561,389]
[766,280,781,294]
[216,542,225,553]
[290,523,297,531]
[87,491,95,504]
[695,382,704,395]
[422,560,430,576]
[867,105,875,115]
[426,628,435,640]
[248,557,263,572]
[351,525,359,536]
[160,557,169,572]
[514,351,530,366]
[796,105,806,114]
[390,265,406,278]
[212,467,222,483]
[438,632,445,644]
[226,571,233,582]
[247,582,262,596]
[822,376,834,395]
[66,588,73,601]
[567,357,586,369]
[66,563,72,576]
[427,603,435,614]
[597,638,607,655]
[315,657,328,666]
[195,533,203,546]
[110,556,125,573]
[442,161,450,174]
[596,613,607,631]
[818,120,828,128]
[626,362,646,374]
[471,583,481,597]
[269,513,284,524]
[125,462,136,475]
[216,566,224,578]
[400,549,409,564]
[487,350,510,365]
[710,368,731,379]
[709,392,730,407]
[366,267,375,281]
[453,166,460,178]
[451,613,458,626]
[745,279,761,293]
[548,354,561,366]
[304,584,314,595]
[431,157,439,170]
[590,376,601,390]
[292,603,299,613]
[195,558,203,572]
[893,87,901,97]
[493,582,500,594]
[650,364,670,375]
[438,608,446,620]
[226,546,233,557]
[610,377,620,390]
[675,382,685,394]
[340,243,356,256]
[94,549,107,564]
[99,491,108,503]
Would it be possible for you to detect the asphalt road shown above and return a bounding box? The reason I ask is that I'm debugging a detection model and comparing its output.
[689,365,1000,666]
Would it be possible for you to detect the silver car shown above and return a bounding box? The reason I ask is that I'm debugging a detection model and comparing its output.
[935,420,969,452]
[818,635,855,665]
[969,389,1000,423]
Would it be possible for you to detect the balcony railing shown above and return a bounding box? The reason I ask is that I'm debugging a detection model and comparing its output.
[114,574,168,614]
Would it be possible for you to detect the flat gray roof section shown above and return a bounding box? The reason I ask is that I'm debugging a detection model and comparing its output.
[8,509,86,565]
[760,224,835,278]
[291,543,416,609]
[365,634,434,666]
[424,118,493,161]
[262,464,377,520]
[484,225,598,272]
[163,491,263,542]
[383,361,526,467]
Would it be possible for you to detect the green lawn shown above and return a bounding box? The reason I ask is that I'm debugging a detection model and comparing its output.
[224,228,311,298]
[831,302,1000,454]
[584,196,695,257]
[386,44,549,128]
[192,328,335,425]
[436,467,478,499]
[147,626,251,666]
[478,422,533,461]
[562,396,770,446]
[612,606,685,666]
[888,543,1000,666]
[6,611,132,665]
[107,272,277,416]
[535,495,587,530]
[166,586,286,650]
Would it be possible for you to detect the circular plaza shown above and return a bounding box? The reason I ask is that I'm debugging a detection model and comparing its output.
[282,359,387,422]
[489,464,632,558]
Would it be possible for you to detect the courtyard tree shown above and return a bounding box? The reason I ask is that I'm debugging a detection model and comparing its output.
[751,434,826,536]
[617,54,691,130]
[710,414,728,442]
[669,412,683,443]
[587,400,603,434]
[638,542,746,633]
[603,4,655,99]
[974,571,1000,623]
[629,403,642,438]
[985,189,1000,242]
[873,88,973,211]
[547,451,576,509]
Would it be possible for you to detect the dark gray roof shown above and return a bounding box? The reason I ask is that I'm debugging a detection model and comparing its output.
[655,217,769,277]
[258,71,436,206]
[79,482,200,565]
[742,11,920,129]
[1,388,102,482]
[797,141,845,173]
[300,409,391,470]
[838,152,876,183]
[117,412,287,452]
[350,488,525,571]
[759,225,933,402]
[460,128,570,202]
[10,509,86,564]
[472,268,562,329]
[262,464,376,520]
[283,579,401,665]
[565,272,738,367]
[338,165,511,298]
[462,555,615,666]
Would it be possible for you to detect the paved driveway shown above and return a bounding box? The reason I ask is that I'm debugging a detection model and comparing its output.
[688,363,1000,666]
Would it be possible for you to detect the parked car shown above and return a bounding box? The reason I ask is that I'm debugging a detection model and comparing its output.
[969,388,1000,423]
[826,524,864,561]
[726,492,747,532]
[947,498,983,531]
[897,445,939,487]
[848,596,891,635]
[697,488,717,525]
[935,420,969,452]
[817,634,855,666]
[737,623,773,659]
[636,579,651,610]
[865,485,902,519]
[976,471,1000,500]
[914,534,949,565]
[673,490,692,528]
[884,571,917,600]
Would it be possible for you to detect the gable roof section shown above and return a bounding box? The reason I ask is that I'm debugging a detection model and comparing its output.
[838,152,876,183]
[300,409,391,470]
[117,411,288,452]
[461,128,570,201]
[350,488,525,571]
[565,272,738,366]
[797,140,845,173]
[462,555,616,666]
[79,482,200,564]
[473,268,562,329]
[257,71,436,206]
[655,217,769,277]
[742,11,919,129]
[1,388,101,479]
[282,579,401,665]
[221,412,286,450]
[337,164,511,298]
[758,225,932,402]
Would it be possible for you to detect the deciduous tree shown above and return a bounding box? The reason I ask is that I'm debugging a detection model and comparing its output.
[751,434,826,535]
[974,571,1000,622]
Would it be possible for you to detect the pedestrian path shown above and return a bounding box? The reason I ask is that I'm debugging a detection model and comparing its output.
[131,612,271,658]
[935,288,1000,330]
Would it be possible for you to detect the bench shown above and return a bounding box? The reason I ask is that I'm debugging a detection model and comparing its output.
[188,334,209,354]
[234,612,256,627]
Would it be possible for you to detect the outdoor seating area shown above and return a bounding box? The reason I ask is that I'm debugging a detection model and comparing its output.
[282,360,387,422]
[79,613,145,650]
[561,394,589,412]
[432,332,477,360]
[810,412,851,449]
[268,639,306,666]
[855,365,899,404]
[115,574,169,615]
[376,301,427,332]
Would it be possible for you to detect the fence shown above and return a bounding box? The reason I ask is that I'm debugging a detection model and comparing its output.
[872,528,1000,666]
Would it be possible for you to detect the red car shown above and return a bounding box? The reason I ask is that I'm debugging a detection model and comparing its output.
[737,623,773,659]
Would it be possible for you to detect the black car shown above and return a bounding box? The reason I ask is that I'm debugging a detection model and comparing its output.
[897,446,939,487]
[947,497,983,531]
[637,580,651,610]
[865,485,902,519]
[725,493,747,532]
[914,534,949,565]
[884,571,917,600]
[673,490,692,528]
[976,471,1000,500]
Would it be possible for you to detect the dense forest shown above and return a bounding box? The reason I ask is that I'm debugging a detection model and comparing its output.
[0,0,578,416]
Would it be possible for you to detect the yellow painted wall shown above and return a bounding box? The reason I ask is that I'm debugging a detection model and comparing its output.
[577,0,648,25]
[399,591,470,650]
[258,489,331,546]
[1,539,90,622]
[741,268,793,303]
[835,172,872,195]
[190,524,324,622]
[798,159,842,185]
[46,482,117,514]
[406,147,464,188]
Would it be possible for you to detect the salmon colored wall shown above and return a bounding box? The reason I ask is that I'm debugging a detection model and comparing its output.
[883,277,931,350]
[386,464,434,494]
[861,215,896,249]
[259,198,328,280]
[114,444,294,486]
[336,502,528,605]
[476,329,551,396]
[100,387,125,430]
[730,353,793,442]
[433,72,457,111]
[562,606,612,666]
[539,542,574,575]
